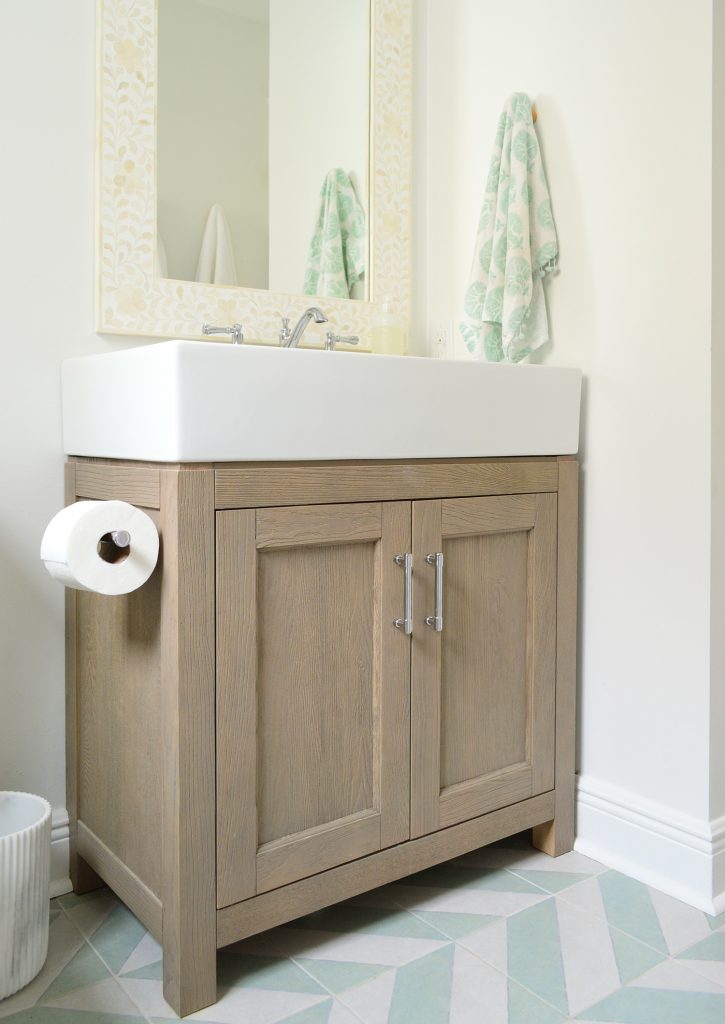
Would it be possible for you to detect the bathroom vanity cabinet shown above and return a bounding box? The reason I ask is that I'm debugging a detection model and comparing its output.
[65,455,577,1017]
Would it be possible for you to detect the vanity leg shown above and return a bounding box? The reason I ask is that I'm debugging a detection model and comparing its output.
[533,458,578,858]
[160,469,217,1016]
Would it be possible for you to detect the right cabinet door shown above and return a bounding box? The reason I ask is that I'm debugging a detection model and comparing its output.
[411,493,557,838]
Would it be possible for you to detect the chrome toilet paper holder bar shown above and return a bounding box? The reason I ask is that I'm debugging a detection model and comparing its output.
[109,530,130,548]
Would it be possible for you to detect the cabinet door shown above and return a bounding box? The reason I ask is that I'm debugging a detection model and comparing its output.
[216,502,411,908]
[411,494,556,838]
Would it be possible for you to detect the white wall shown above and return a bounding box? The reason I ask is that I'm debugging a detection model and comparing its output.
[268,0,369,298]
[157,0,269,288]
[419,0,722,909]
[0,2,152,894]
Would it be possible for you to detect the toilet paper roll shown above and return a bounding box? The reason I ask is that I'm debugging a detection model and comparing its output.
[40,500,159,595]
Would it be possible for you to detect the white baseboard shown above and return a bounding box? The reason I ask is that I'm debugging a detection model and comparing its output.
[50,807,72,898]
[575,775,725,915]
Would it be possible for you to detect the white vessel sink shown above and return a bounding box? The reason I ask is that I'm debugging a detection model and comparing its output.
[62,340,581,462]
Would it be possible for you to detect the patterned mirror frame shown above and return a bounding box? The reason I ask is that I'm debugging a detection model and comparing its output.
[96,0,412,345]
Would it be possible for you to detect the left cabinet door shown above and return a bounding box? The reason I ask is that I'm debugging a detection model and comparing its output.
[216,502,411,908]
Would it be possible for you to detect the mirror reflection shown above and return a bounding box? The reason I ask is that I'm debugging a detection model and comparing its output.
[156,0,371,301]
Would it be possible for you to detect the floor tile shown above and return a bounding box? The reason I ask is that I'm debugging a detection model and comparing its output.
[41,977,144,1017]
[559,870,724,957]
[232,926,449,968]
[0,1011,147,1024]
[85,905,147,974]
[0,914,86,1020]
[59,890,119,943]
[574,986,725,1022]
[38,945,111,1002]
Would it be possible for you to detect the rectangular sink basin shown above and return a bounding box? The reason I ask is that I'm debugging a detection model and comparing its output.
[62,340,581,462]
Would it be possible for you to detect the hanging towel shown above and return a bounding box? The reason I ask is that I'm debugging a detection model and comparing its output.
[459,93,558,363]
[195,203,238,287]
[303,169,366,299]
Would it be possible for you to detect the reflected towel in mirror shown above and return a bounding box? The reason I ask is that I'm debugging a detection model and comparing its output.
[303,169,366,299]
[196,203,238,287]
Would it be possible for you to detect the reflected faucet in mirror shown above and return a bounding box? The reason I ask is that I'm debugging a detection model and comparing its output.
[279,307,328,348]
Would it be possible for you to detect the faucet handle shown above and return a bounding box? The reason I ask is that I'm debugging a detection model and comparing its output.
[279,317,292,345]
[325,332,360,351]
[202,322,244,345]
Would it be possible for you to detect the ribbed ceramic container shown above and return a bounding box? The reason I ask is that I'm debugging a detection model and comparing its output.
[0,792,51,999]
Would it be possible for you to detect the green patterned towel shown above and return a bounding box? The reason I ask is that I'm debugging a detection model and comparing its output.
[460,93,558,363]
[303,168,366,299]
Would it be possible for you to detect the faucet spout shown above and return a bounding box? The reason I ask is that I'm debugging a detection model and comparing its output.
[281,307,328,348]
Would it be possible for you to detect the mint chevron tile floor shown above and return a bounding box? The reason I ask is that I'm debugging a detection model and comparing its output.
[2,833,725,1023]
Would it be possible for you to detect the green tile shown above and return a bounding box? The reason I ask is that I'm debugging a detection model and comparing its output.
[1,1009,145,1023]
[507,899,568,1015]
[397,865,543,893]
[290,904,445,939]
[598,872,668,954]
[216,951,325,993]
[575,987,725,1022]
[678,931,725,963]
[275,1002,333,1024]
[511,870,593,894]
[297,958,389,993]
[39,945,110,1002]
[610,928,665,984]
[388,944,454,1024]
[508,978,567,1023]
[412,910,501,938]
[87,904,146,973]
[707,913,725,931]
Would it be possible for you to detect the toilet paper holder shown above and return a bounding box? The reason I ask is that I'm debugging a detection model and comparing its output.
[109,530,130,548]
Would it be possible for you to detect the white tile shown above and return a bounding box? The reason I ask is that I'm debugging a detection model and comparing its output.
[648,886,714,956]
[119,930,163,975]
[556,895,621,1016]
[675,958,725,988]
[42,975,144,1015]
[338,970,396,1024]
[458,919,508,973]
[390,884,547,918]
[449,945,509,1024]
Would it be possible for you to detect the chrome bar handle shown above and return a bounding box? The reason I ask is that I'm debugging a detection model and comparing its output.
[425,552,444,631]
[393,553,413,634]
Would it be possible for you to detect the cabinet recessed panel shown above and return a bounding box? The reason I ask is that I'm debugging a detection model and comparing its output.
[440,531,529,789]
[257,542,375,844]
[216,501,410,907]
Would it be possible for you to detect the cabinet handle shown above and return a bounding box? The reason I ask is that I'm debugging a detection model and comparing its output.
[425,552,444,631]
[393,553,413,634]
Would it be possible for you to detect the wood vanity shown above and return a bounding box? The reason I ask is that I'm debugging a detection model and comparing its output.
[65,454,578,1017]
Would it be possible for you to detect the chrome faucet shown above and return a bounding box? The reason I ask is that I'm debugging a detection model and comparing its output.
[280,307,328,347]
[202,322,244,345]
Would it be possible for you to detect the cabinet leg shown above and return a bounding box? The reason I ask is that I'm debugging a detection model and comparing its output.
[162,925,217,1018]
[69,843,104,895]
[532,776,576,857]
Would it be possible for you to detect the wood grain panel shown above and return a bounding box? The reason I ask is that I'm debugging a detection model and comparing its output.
[441,495,536,536]
[257,811,381,894]
[77,524,163,895]
[530,494,558,793]
[75,464,160,508]
[217,791,556,947]
[77,822,162,940]
[438,765,534,828]
[216,510,258,907]
[215,460,558,509]
[440,530,529,788]
[256,540,376,843]
[256,503,382,549]
[410,500,443,838]
[159,469,217,1016]
[534,459,579,855]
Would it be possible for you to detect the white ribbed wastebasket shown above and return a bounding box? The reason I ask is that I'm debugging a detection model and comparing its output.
[0,792,51,999]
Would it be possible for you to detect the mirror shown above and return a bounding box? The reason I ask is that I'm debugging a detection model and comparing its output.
[97,0,411,345]
[156,0,370,301]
